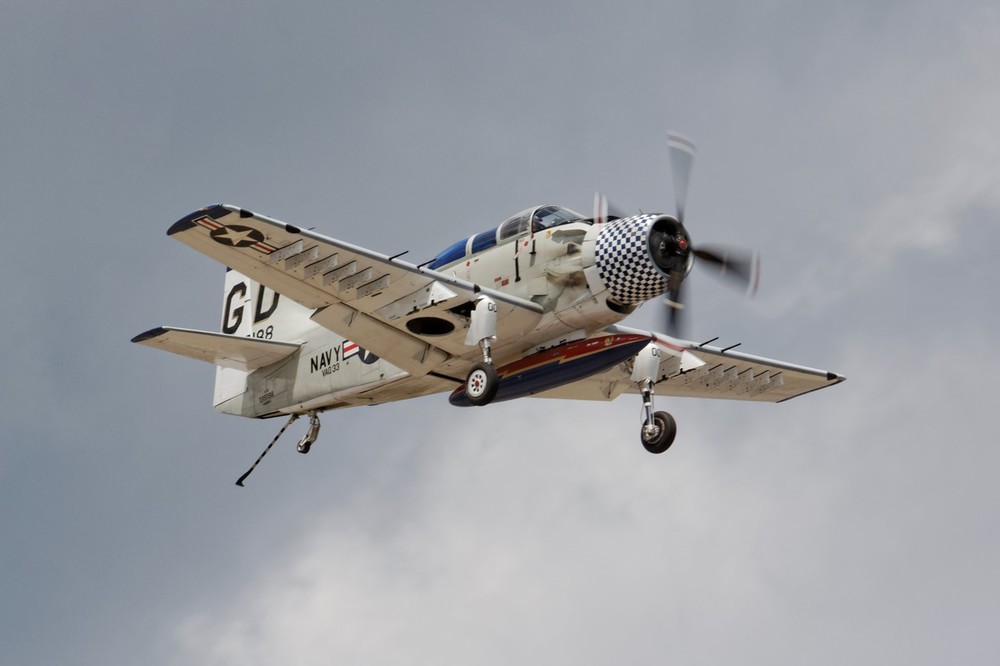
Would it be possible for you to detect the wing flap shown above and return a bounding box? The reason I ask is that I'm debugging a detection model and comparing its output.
[131,326,300,371]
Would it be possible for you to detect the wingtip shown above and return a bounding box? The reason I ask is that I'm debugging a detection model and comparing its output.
[131,327,168,343]
[167,204,230,236]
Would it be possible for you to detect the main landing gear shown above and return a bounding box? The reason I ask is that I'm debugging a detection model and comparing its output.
[639,380,676,454]
[632,342,677,454]
[464,296,500,406]
[466,359,499,406]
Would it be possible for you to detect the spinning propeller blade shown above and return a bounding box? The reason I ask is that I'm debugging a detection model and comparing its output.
[667,132,696,224]
[593,191,608,225]
[665,271,685,337]
[692,245,760,296]
[593,191,626,224]
[661,131,759,338]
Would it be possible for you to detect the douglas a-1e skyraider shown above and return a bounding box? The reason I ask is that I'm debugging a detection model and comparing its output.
[134,134,844,484]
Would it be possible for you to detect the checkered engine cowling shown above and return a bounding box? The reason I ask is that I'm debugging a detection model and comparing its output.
[594,214,672,304]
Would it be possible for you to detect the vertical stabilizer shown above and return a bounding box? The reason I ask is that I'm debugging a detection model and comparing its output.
[213,269,315,413]
[214,269,253,409]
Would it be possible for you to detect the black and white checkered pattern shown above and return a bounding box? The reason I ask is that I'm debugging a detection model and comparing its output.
[595,215,669,304]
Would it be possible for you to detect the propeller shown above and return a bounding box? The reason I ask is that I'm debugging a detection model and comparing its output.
[667,132,696,224]
[592,191,626,225]
[661,132,759,338]
[593,191,608,225]
[692,245,760,294]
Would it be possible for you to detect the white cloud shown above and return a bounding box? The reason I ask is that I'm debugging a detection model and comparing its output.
[173,409,761,664]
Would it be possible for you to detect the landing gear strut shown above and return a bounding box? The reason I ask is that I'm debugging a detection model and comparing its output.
[464,296,500,406]
[632,342,677,454]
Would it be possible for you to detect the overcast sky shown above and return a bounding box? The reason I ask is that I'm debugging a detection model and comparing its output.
[2,1,998,664]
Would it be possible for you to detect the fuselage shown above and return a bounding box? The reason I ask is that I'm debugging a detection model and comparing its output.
[226,205,684,417]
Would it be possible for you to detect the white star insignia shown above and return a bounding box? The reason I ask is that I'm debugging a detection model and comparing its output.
[210,225,266,248]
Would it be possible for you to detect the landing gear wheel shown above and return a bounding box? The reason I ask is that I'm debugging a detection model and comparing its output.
[466,362,499,406]
[641,411,676,454]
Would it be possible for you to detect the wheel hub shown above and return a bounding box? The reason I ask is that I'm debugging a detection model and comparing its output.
[641,423,661,443]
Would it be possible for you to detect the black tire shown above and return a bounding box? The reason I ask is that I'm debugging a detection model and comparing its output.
[641,411,677,454]
[466,362,500,406]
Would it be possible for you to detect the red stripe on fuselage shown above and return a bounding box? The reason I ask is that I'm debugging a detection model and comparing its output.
[497,334,648,378]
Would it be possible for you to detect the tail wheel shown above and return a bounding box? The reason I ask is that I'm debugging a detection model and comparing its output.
[466,362,500,406]
[641,411,676,454]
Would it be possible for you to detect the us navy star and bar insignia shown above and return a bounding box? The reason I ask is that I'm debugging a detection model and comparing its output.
[191,215,278,254]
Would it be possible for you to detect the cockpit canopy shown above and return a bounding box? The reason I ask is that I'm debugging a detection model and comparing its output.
[428,205,586,270]
[499,205,585,239]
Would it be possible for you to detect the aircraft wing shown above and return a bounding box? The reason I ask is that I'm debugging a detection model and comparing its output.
[131,326,300,371]
[535,324,845,403]
[166,205,543,377]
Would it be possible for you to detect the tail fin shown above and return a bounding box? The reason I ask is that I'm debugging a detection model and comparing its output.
[219,268,314,340]
[214,269,314,412]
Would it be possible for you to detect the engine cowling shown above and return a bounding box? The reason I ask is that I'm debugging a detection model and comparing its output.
[590,214,692,305]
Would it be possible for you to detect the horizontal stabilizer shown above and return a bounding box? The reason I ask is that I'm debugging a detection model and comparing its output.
[131,326,300,371]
